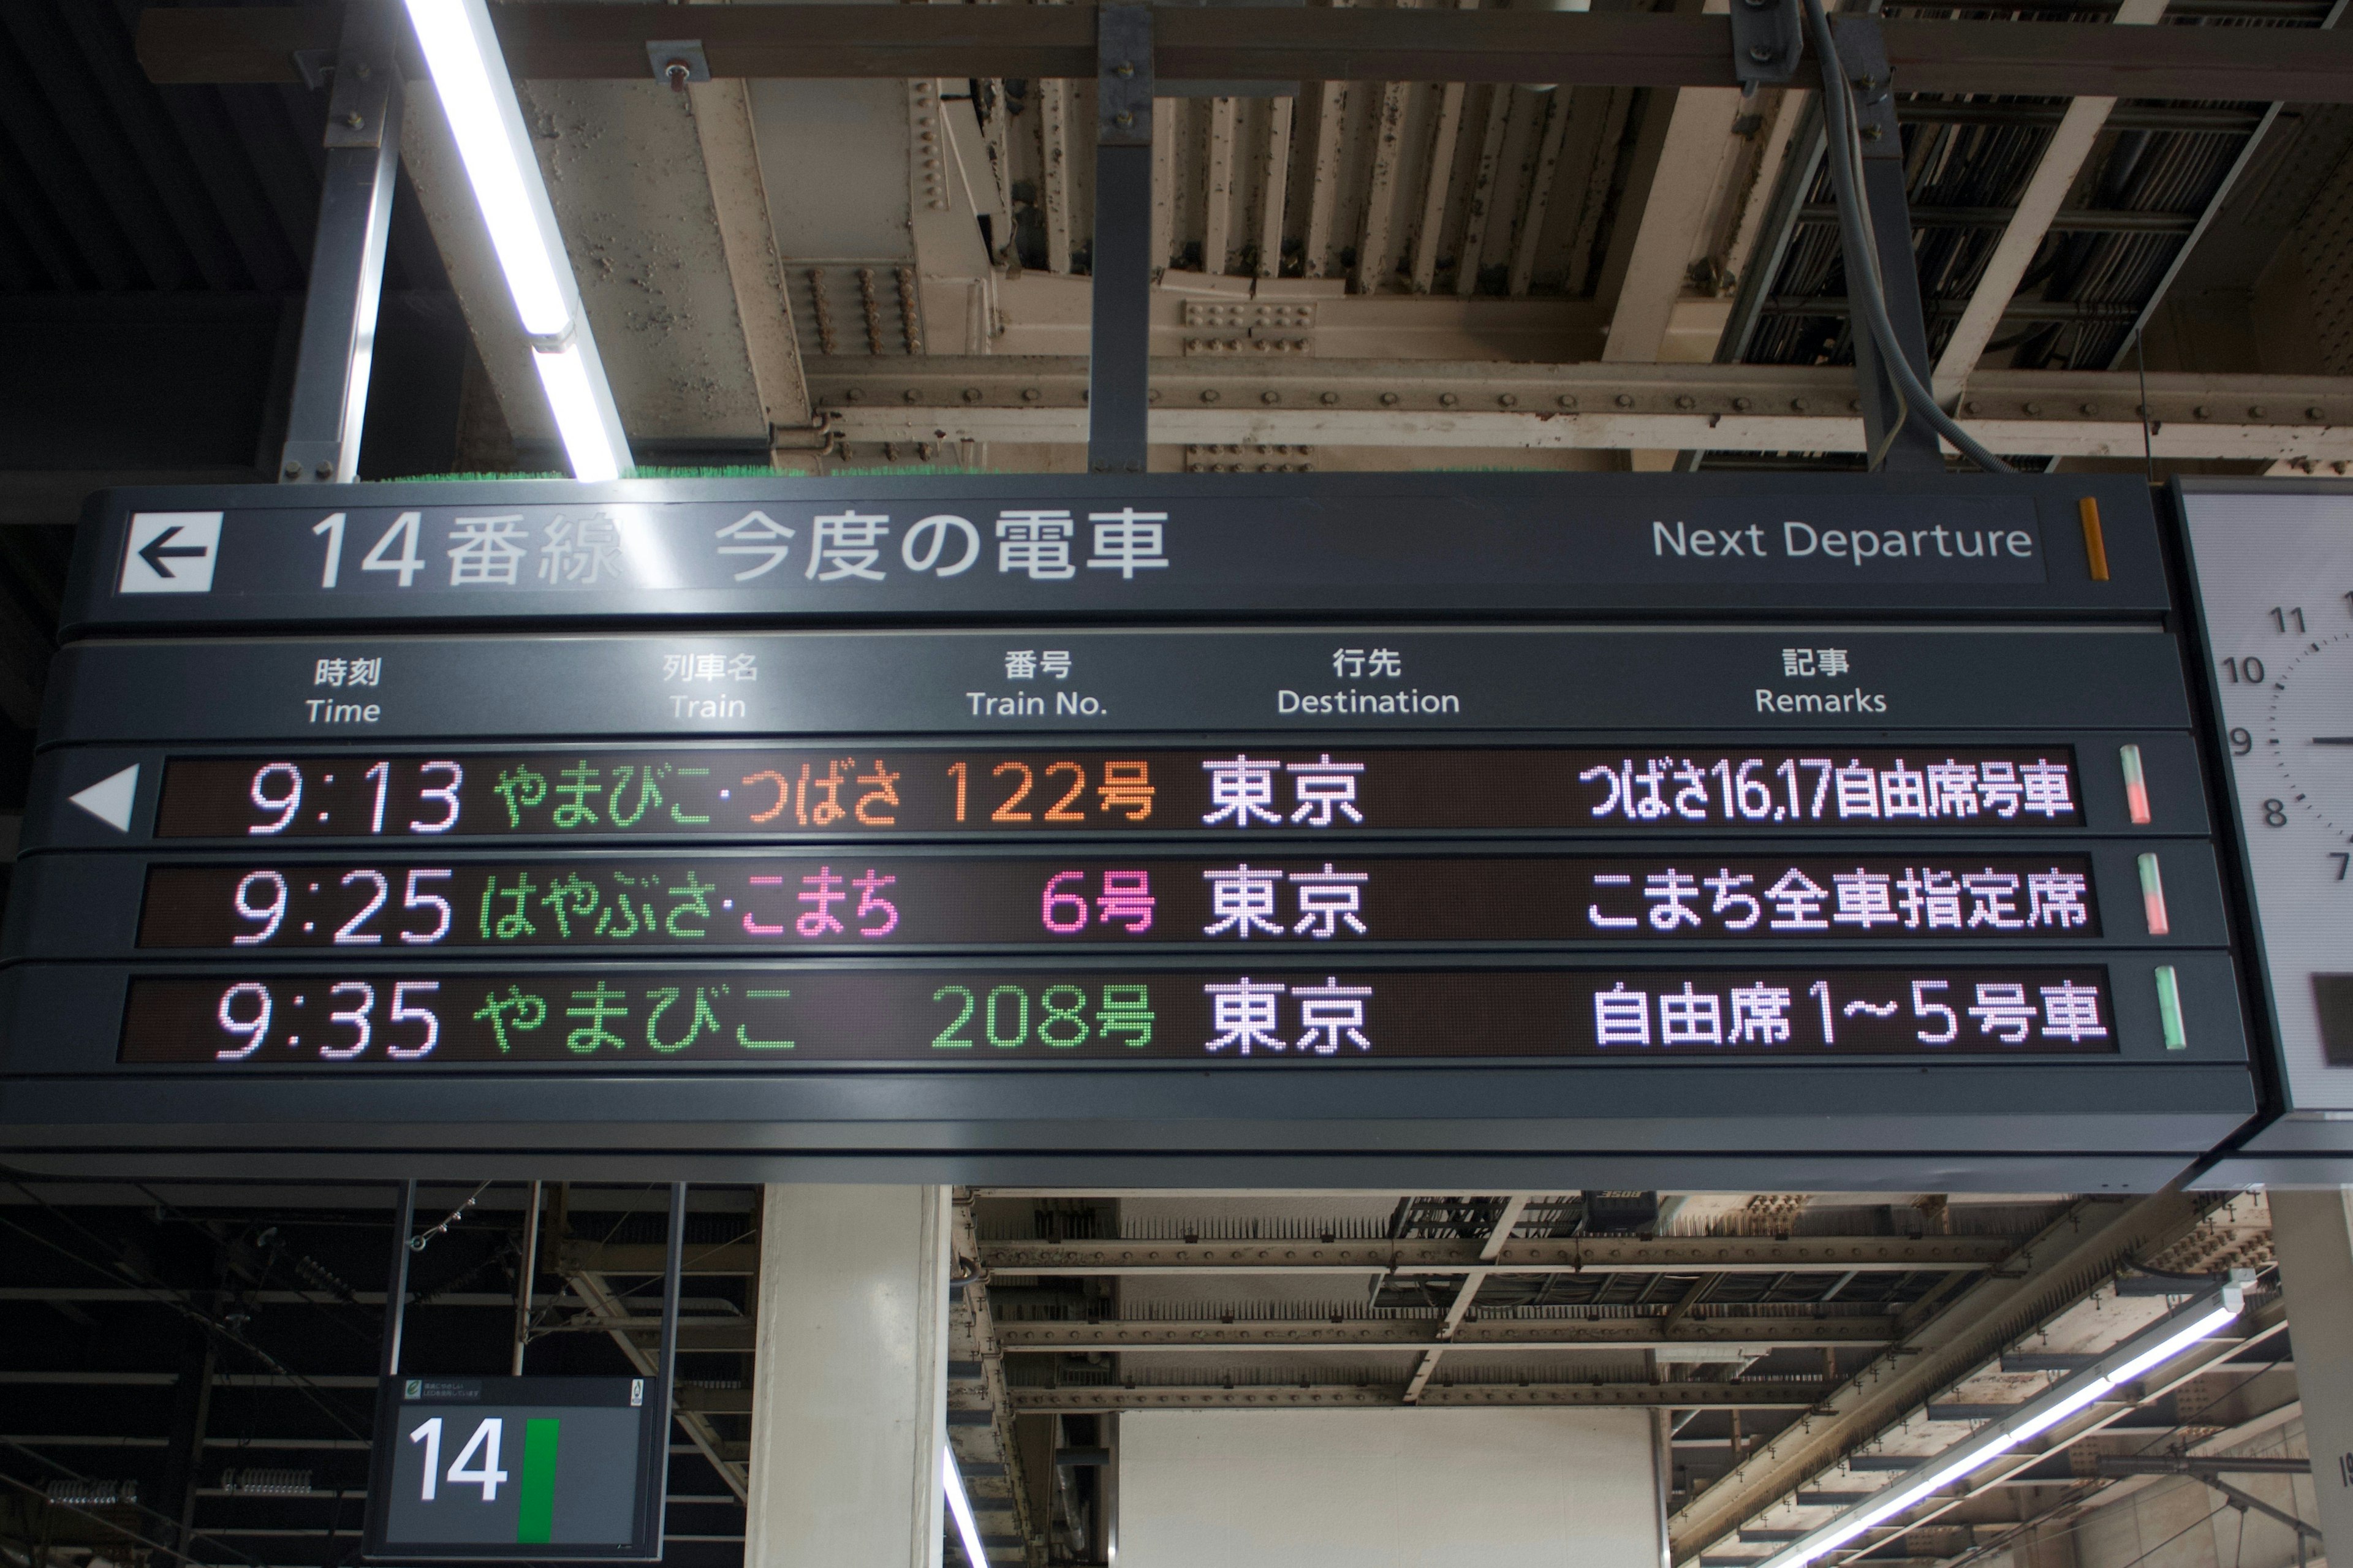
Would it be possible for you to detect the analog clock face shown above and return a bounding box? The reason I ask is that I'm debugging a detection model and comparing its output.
[2181,489,2353,1111]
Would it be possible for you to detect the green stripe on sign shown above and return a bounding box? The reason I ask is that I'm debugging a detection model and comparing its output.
[517,1418,561,1544]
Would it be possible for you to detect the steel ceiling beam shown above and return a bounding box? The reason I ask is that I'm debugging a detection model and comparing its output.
[1665,1190,2224,1566]
[1006,1381,1825,1412]
[1799,203,2197,234]
[553,1240,758,1274]
[946,1197,1038,1567]
[142,6,2353,102]
[979,1236,2009,1276]
[808,354,2353,460]
[563,1267,750,1502]
[995,1318,1895,1353]
[1896,101,2262,132]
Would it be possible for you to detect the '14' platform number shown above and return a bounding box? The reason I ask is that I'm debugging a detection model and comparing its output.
[409,1416,510,1501]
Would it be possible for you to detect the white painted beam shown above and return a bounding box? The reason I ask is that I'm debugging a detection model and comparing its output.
[1506,90,1571,298]
[1411,78,1468,293]
[1600,85,1746,362]
[1931,0,2170,401]
[831,402,2353,458]
[1205,95,1238,274]
[1357,79,1412,294]
[688,76,812,442]
[811,355,2353,460]
[1455,85,1514,296]
[1257,95,1294,278]
[1303,61,1349,277]
[1041,74,1074,273]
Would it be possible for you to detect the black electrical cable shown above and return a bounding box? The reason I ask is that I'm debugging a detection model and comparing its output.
[1798,0,2016,473]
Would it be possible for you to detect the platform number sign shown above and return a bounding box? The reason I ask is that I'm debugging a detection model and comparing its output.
[363,1376,665,1562]
[410,1414,513,1505]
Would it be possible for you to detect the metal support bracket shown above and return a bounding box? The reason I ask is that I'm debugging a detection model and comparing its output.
[1088,3,1156,474]
[279,0,404,485]
[648,39,711,91]
[1830,15,1942,471]
[1730,0,1804,95]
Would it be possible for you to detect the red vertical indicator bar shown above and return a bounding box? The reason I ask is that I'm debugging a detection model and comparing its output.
[2119,743,2153,825]
[2138,852,2170,936]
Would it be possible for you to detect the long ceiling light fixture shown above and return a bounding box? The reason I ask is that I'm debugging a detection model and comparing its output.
[943,1449,991,1568]
[401,0,634,481]
[1756,1274,2250,1568]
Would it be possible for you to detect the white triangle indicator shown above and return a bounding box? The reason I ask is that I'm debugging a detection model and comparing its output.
[68,764,139,833]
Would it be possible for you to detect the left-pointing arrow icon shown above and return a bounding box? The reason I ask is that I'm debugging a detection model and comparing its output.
[137,525,211,578]
[67,765,139,833]
[118,511,221,594]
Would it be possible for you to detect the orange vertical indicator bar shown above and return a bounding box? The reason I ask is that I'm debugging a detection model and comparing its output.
[2078,496,2111,581]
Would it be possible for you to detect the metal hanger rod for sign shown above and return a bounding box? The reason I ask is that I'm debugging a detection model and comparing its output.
[141,5,2353,100]
[511,1180,542,1377]
[278,0,404,486]
[382,1178,417,1379]
[1089,4,1154,475]
[657,1183,686,1430]
[1814,10,1947,473]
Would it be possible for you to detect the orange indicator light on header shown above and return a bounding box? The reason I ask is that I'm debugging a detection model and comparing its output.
[2119,743,2152,825]
[2078,497,2111,581]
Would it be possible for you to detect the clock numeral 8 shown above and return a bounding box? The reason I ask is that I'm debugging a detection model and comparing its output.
[2263,798,2288,828]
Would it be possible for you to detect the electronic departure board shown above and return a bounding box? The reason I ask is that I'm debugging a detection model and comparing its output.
[2173,479,2353,1187]
[0,472,2262,1191]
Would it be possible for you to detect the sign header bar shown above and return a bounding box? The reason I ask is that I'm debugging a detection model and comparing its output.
[63,473,2163,632]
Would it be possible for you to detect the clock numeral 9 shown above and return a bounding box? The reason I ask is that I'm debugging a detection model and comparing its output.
[2263,798,2287,828]
[2229,727,2253,756]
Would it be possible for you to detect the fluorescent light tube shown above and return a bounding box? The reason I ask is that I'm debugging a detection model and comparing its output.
[943,1450,990,1568]
[403,0,572,336]
[533,343,622,483]
[2099,1303,2240,1389]
[2000,1378,2113,1445]
[1758,1289,2241,1568]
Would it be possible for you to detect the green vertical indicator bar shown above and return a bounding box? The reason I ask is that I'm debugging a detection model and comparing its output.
[517,1418,561,1544]
[2153,965,2188,1051]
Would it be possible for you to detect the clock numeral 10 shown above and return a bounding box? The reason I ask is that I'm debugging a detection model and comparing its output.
[2220,656,2265,684]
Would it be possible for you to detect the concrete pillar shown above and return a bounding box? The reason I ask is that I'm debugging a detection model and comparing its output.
[744,1186,951,1568]
[2265,1187,2353,1559]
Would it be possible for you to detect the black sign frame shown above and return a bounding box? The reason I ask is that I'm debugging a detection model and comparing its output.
[360,1375,669,1563]
[0,472,2265,1189]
